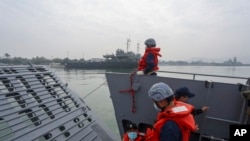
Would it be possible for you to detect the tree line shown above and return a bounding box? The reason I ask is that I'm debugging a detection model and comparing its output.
[0,53,247,66]
[0,56,69,65]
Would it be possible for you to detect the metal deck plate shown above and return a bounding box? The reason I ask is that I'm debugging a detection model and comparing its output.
[0,65,118,141]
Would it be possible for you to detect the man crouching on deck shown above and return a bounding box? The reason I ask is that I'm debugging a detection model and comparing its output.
[146,82,198,141]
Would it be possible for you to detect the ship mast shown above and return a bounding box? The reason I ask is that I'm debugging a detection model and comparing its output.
[126,38,131,53]
[137,43,140,54]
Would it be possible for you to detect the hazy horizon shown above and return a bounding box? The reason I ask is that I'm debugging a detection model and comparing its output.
[1,0,250,63]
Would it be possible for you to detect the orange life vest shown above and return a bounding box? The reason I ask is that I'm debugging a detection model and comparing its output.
[123,132,145,141]
[137,47,161,71]
[145,101,196,141]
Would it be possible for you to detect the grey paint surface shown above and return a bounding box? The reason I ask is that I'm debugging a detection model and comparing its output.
[105,72,249,140]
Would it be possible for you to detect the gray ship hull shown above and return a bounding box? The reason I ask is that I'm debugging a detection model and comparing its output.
[105,71,250,140]
[65,61,138,69]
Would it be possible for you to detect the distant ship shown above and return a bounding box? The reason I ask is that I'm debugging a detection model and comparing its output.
[65,39,141,69]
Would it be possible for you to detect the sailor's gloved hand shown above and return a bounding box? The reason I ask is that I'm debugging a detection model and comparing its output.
[136,71,144,75]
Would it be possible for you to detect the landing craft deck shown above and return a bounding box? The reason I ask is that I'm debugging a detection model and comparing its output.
[105,71,250,141]
[0,65,119,141]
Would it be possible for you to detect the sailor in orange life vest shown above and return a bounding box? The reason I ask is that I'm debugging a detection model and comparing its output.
[123,122,144,141]
[174,87,209,116]
[137,38,161,76]
[146,82,198,141]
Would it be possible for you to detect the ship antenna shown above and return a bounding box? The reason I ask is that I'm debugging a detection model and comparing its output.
[126,38,131,53]
[137,43,140,54]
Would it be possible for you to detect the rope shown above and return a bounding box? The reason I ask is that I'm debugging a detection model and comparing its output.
[82,81,106,99]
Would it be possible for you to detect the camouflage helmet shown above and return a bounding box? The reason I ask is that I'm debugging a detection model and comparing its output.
[148,82,173,101]
[144,38,156,47]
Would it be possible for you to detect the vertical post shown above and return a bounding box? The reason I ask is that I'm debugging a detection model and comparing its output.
[126,38,131,53]
[199,81,213,141]
[137,43,140,54]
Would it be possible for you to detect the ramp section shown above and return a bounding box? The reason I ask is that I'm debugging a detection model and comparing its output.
[0,65,118,141]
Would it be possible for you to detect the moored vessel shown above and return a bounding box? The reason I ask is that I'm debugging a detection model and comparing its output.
[65,39,141,69]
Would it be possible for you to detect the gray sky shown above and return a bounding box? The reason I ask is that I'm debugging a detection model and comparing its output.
[1,0,250,63]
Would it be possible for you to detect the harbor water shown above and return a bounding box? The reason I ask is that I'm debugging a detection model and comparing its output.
[51,65,250,136]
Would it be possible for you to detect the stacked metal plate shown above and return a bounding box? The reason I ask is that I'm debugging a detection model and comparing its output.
[0,65,118,141]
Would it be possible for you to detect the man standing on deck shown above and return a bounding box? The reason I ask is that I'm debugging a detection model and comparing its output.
[137,38,161,76]
[146,82,198,141]
[174,87,209,116]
